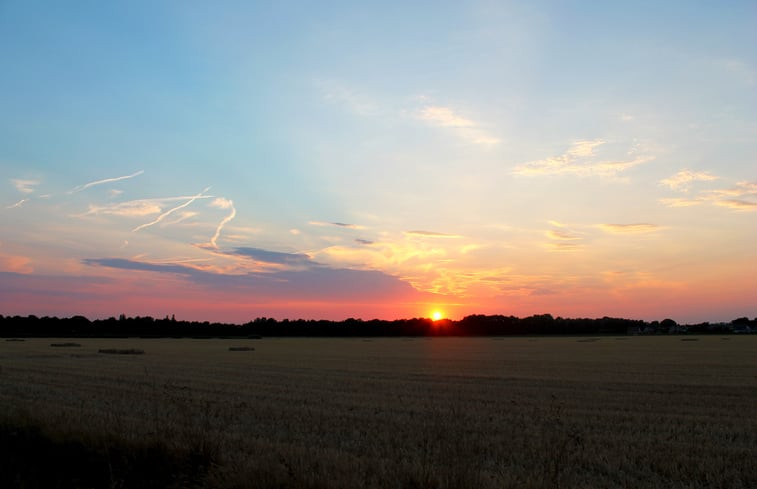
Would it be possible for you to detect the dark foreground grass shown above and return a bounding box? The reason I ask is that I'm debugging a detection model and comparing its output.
[0,410,215,489]
[2,337,756,488]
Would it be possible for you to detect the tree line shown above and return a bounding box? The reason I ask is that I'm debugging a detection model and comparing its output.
[1,313,754,337]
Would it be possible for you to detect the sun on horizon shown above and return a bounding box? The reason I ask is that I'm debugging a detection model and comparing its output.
[431,311,444,321]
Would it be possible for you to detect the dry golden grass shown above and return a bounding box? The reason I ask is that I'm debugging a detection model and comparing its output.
[1,336,756,488]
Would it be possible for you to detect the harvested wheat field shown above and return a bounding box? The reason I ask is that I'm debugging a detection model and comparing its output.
[1,336,756,488]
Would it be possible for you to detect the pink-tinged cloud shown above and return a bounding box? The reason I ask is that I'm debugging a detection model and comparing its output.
[404,230,462,238]
[0,255,33,273]
[0,263,438,322]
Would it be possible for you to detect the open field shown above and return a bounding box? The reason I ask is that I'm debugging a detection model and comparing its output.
[1,336,756,488]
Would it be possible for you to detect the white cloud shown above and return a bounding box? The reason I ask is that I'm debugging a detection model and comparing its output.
[566,140,604,157]
[209,197,234,209]
[11,179,39,194]
[660,170,719,191]
[513,140,653,178]
[417,106,475,128]
[416,104,501,146]
[86,201,162,217]
[6,199,28,209]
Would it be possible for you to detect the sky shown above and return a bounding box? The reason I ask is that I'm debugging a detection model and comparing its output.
[1,1,755,324]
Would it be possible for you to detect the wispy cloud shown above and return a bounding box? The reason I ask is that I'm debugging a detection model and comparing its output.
[11,179,39,194]
[544,223,584,251]
[715,199,757,210]
[82,195,214,218]
[85,201,162,217]
[230,247,313,267]
[404,230,463,239]
[723,58,756,86]
[319,80,381,116]
[208,198,236,248]
[545,242,583,252]
[162,211,198,226]
[705,181,757,198]
[70,170,144,193]
[0,253,33,273]
[309,221,365,230]
[659,197,703,208]
[598,223,660,234]
[546,229,581,240]
[660,170,719,191]
[133,187,210,232]
[418,106,475,128]
[513,140,653,177]
[83,255,418,301]
[566,140,604,157]
[416,104,501,146]
[5,199,28,209]
[661,180,757,210]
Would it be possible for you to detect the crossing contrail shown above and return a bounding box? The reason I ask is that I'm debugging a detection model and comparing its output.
[133,186,210,232]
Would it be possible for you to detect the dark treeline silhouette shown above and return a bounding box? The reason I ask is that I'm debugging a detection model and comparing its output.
[1,313,754,338]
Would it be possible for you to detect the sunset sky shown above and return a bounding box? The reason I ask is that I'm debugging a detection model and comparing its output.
[1,1,755,323]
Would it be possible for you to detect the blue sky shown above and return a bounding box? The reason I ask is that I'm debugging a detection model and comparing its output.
[1,1,755,322]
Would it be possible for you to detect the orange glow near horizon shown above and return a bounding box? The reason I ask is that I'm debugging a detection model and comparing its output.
[431,310,444,321]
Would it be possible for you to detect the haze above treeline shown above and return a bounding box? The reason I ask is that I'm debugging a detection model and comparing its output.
[1,313,755,338]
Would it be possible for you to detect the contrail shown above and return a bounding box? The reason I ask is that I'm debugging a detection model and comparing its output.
[133,186,210,232]
[209,201,236,248]
[70,170,144,193]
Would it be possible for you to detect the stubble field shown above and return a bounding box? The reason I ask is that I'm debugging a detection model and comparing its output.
[1,335,756,488]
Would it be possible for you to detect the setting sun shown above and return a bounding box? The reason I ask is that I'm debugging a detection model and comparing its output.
[431,311,443,321]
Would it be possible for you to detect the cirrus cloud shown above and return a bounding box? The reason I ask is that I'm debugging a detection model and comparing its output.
[416,104,501,146]
[598,223,660,234]
[11,179,40,194]
[513,140,653,178]
[660,170,719,192]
